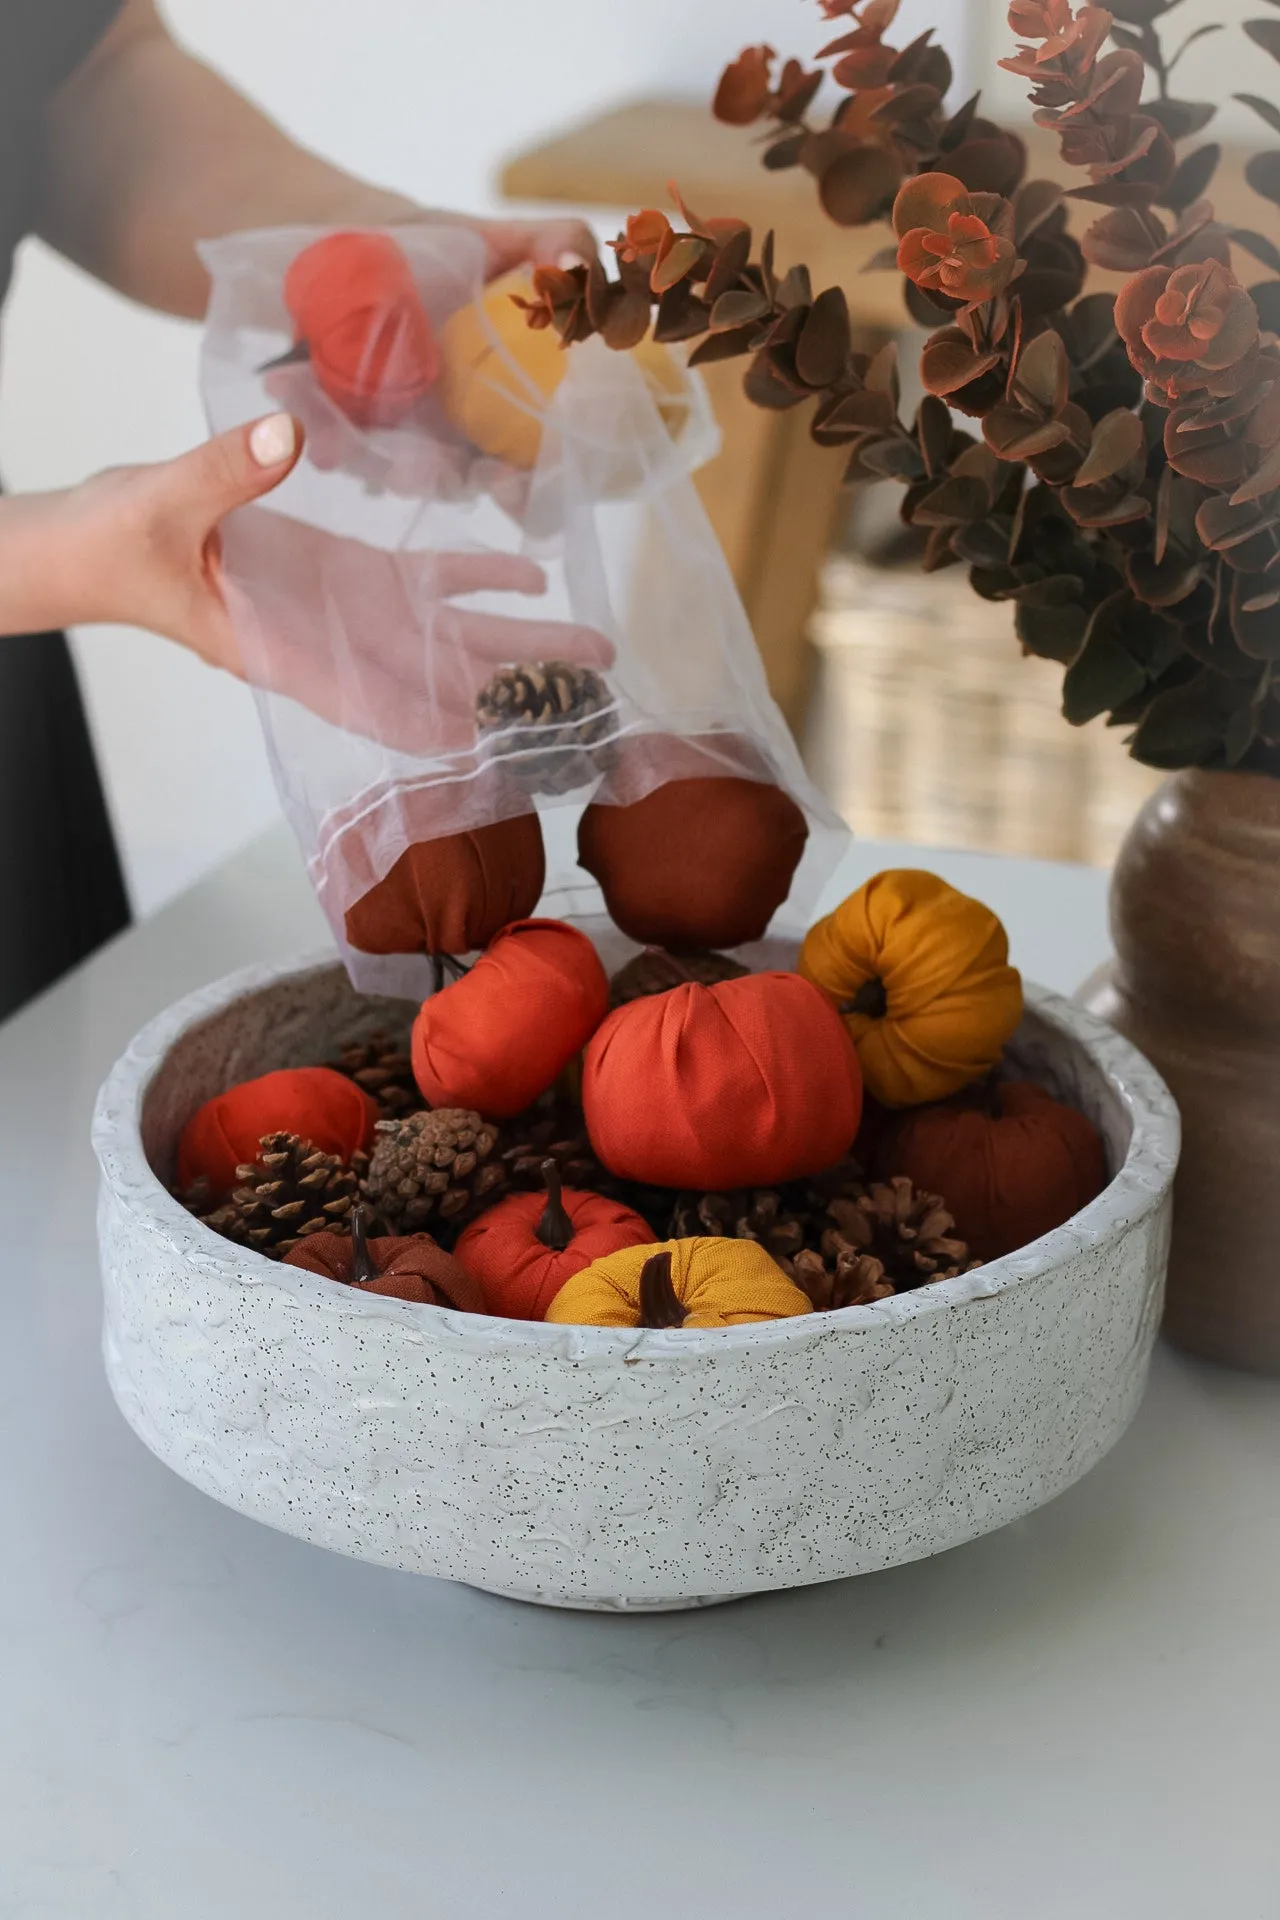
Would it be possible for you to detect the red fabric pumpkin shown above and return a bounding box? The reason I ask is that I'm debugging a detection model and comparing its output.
[284,1207,486,1310]
[177,1067,377,1200]
[876,1078,1108,1260]
[283,232,440,428]
[344,815,545,957]
[412,919,609,1120]
[454,1163,654,1319]
[578,773,808,952]
[583,971,863,1190]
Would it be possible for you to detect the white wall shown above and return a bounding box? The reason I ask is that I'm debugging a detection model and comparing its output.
[0,0,970,919]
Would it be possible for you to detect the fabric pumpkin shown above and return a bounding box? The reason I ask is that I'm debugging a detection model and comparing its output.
[437,271,688,468]
[876,1078,1108,1260]
[546,1237,814,1329]
[798,869,1023,1108]
[578,775,809,952]
[454,1163,654,1319]
[283,1207,486,1309]
[177,1067,377,1200]
[583,971,863,1189]
[283,231,439,428]
[412,918,609,1120]
[344,815,545,957]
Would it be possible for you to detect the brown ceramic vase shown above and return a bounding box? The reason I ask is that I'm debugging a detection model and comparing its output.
[1082,769,1280,1375]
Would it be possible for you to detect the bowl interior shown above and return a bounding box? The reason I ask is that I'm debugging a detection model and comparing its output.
[140,946,1134,1197]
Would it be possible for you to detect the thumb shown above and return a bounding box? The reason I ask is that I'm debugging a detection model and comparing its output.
[160,413,302,527]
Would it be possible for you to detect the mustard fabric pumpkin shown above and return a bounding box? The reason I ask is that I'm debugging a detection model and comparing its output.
[798,869,1023,1108]
[545,1236,813,1330]
[437,271,689,469]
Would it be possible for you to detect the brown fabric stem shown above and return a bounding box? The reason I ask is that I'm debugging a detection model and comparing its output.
[637,1251,687,1329]
[840,976,888,1020]
[534,1159,575,1252]
[349,1205,378,1286]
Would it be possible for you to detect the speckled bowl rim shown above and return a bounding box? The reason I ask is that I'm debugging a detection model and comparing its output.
[92,949,1180,1359]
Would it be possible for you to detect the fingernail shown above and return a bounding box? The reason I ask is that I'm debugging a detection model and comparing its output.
[249,412,297,467]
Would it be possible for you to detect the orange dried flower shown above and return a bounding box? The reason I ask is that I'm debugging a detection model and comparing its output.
[1000,0,1111,81]
[893,173,1018,306]
[1117,260,1261,403]
[611,210,674,267]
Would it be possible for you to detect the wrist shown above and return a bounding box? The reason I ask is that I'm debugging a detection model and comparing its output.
[0,489,92,636]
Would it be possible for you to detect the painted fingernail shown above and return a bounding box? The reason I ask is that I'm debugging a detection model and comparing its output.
[249,412,297,467]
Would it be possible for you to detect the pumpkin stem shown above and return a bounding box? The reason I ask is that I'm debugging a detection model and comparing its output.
[535,1160,575,1253]
[840,976,888,1020]
[350,1204,378,1287]
[977,1065,1004,1119]
[637,1251,687,1329]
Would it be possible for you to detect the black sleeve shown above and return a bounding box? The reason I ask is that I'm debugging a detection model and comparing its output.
[1,0,128,103]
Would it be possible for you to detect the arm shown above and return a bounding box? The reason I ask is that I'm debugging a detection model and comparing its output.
[35,0,592,320]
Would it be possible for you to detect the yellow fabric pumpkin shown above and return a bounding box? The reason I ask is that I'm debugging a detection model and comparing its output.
[545,1237,813,1329]
[797,869,1022,1108]
[437,271,688,468]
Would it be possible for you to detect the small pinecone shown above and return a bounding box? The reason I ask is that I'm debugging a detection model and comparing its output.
[609,948,750,1009]
[821,1175,979,1293]
[331,1029,423,1120]
[791,1248,896,1313]
[497,1098,606,1191]
[362,1108,506,1236]
[671,1187,807,1266]
[475,661,618,796]
[192,1131,364,1258]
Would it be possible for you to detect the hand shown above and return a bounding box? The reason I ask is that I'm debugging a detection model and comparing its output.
[431,213,599,282]
[218,505,611,756]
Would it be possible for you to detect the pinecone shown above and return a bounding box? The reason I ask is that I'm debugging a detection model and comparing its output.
[671,1187,807,1265]
[331,1028,423,1120]
[191,1131,364,1258]
[497,1098,605,1192]
[820,1175,980,1293]
[475,661,619,796]
[609,948,750,1009]
[361,1107,506,1236]
[792,1247,896,1312]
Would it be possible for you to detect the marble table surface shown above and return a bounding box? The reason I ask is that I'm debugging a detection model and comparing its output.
[2,825,1277,1919]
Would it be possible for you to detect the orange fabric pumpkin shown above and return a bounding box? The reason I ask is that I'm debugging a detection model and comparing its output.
[877,1078,1108,1260]
[412,919,609,1120]
[344,815,545,957]
[798,869,1023,1108]
[454,1163,654,1319]
[283,232,439,428]
[284,1208,486,1310]
[578,755,808,952]
[583,971,863,1190]
[177,1067,377,1200]
[285,1205,485,1313]
[545,1238,814,1329]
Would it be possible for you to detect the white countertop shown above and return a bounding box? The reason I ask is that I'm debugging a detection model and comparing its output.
[2,825,1277,1920]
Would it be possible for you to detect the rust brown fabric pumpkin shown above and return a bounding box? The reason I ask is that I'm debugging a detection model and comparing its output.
[284,1206,486,1310]
[875,1078,1108,1261]
[577,734,808,951]
[453,1162,654,1319]
[344,814,545,957]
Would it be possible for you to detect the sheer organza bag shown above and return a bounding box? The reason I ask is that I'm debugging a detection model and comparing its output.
[199,223,848,996]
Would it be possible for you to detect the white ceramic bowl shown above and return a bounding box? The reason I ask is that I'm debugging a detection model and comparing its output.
[93,948,1178,1612]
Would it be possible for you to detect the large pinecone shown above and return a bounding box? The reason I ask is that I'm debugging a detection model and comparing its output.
[671,1187,807,1265]
[475,661,618,796]
[192,1131,364,1258]
[362,1108,506,1236]
[331,1028,423,1120]
[819,1176,979,1294]
[609,948,750,1009]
